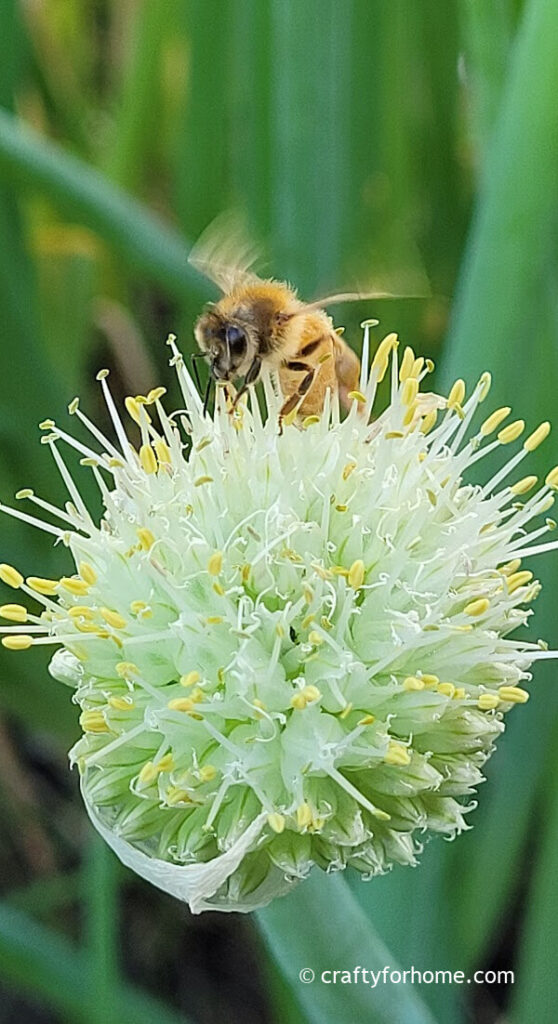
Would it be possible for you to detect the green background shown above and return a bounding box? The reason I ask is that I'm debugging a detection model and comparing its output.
[0,1,557,1022]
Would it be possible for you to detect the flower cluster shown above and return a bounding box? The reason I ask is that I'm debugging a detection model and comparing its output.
[1,327,556,913]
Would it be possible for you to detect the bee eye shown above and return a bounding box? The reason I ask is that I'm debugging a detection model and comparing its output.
[226,325,246,350]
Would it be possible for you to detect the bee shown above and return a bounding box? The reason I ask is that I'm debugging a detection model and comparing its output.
[190,216,388,427]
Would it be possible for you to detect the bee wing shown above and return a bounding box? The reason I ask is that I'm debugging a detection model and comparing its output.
[301,283,430,314]
[188,211,263,293]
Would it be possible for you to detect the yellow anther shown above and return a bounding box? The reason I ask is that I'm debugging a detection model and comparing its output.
[199,764,217,782]
[345,389,366,405]
[401,377,419,406]
[108,696,135,711]
[501,558,521,576]
[96,369,109,380]
[358,714,376,726]
[308,630,324,646]
[420,674,439,688]
[288,688,319,712]
[79,710,109,733]
[420,410,438,434]
[478,693,500,711]
[125,396,142,424]
[130,600,148,615]
[139,443,157,474]
[115,661,139,677]
[180,670,201,688]
[507,570,533,594]
[147,387,167,403]
[100,607,127,630]
[68,606,93,619]
[79,562,97,585]
[478,371,492,401]
[168,697,195,712]
[524,421,551,452]
[157,754,175,772]
[290,691,310,711]
[385,430,404,439]
[108,457,124,469]
[403,403,417,427]
[403,675,424,691]
[27,576,59,595]
[207,551,223,576]
[189,687,205,704]
[545,466,558,490]
[499,685,529,704]
[411,357,424,377]
[510,476,538,496]
[267,812,286,834]
[15,488,34,499]
[138,761,159,784]
[464,598,490,616]
[166,787,191,806]
[68,397,80,414]
[339,702,353,719]
[296,802,314,828]
[348,559,365,589]
[384,741,411,766]
[480,407,511,436]
[498,420,525,444]
[39,418,56,430]
[137,527,155,551]
[342,461,357,482]
[206,616,223,625]
[302,685,321,702]
[372,333,398,378]
[437,682,456,698]
[2,634,34,650]
[453,687,466,700]
[60,577,89,596]
[195,475,214,486]
[399,346,415,382]
[302,415,321,428]
[0,604,27,623]
[447,379,465,409]
[154,440,172,465]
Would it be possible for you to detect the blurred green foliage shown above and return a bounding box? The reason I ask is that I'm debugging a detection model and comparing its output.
[0,1,556,1023]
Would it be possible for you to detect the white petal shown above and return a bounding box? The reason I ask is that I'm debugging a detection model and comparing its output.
[83,787,271,913]
[49,649,83,688]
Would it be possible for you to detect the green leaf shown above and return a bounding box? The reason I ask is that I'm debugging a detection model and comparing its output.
[0,107,204,300]
[83,838,119,1024]
[257,871,438,1024]
[0,900,190,1024]
[439,0,558,967]
[511,726,558,1023]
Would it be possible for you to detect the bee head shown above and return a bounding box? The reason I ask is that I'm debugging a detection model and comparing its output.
[194,311,255,381]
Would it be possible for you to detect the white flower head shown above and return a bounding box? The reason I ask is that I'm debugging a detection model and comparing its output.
[1,327,557,913]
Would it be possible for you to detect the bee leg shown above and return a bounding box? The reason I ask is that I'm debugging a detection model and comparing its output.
[231,355,262,411]
[190,352,207,394]
[278,363,315,433]
[202,373,214,416]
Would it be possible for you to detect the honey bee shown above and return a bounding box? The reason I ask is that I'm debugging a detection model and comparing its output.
[190,216,388,427]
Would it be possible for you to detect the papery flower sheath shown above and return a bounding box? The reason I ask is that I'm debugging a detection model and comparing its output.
[1,326,556,913]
